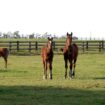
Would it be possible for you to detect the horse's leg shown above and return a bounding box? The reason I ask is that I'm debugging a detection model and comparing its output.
[45,61,48,79]
[43,60,46,79]
[69,60,72,78]
[49,62,52,79]
[72,59,77,77]
[43,60,47,79]
[4,57,7,68]
[64,60,68,79]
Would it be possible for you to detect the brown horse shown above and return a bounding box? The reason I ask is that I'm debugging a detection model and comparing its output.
[41,37,54,79]
[62,32,78,79]
[0,48,9,68]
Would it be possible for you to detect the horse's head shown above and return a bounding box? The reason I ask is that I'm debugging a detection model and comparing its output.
[66,32,72,48]
[47,37,53,50]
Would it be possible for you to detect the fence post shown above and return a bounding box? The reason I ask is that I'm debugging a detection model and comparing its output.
[9,41,12,53]
[99,41,101,52]
[86,41,88,51]
[17,41,19,51]
[102,40,104,49]
[53,41,55,50]
[35,41,38,50]
[82,41,85,53]
[29,41,31,53]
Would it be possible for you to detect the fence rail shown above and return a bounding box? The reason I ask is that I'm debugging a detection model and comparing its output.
[0,40,105,55]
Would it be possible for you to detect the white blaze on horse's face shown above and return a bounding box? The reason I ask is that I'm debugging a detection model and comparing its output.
[47,37,53,50]
[48,40,52,49]
[49,40,52,44]
[66,32,72,48]
[66,35,72,48]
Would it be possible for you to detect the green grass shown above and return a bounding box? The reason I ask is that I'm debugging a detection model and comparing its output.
[0,54,105,105]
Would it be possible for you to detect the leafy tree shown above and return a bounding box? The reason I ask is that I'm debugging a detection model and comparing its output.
[13,31,20,38]
[0,32,2,38]
[29,33,34,39]
[7,31,13,38]
[3,33,8,38]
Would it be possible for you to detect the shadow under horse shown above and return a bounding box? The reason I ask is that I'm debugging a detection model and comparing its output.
[0,48,9,68]
[41,37,54,79]
[61,32,78,79]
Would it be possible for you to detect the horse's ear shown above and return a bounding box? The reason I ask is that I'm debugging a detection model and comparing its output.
[51,37,53,41]
[48,37,50,40]
[67,32,69,36]
[71,32,73,36]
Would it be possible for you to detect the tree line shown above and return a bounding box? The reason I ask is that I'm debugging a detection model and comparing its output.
[0,31,78,39]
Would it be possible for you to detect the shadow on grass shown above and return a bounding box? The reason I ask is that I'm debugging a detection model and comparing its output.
[94,77,105,80]
[0,85,105,105]
[0,69,8,72]
[0,69,28,73]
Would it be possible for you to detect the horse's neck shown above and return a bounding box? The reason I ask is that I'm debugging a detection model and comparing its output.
[64,44,73,54]
[46,47,52,54]
[65,43,72,49]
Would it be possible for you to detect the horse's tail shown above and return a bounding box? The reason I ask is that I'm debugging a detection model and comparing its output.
[60,47,68,54]
[60,48,64,52]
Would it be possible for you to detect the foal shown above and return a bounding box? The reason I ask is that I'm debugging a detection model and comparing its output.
[0,48,9,68]
[41,37,54,79]
[62,32,78,79]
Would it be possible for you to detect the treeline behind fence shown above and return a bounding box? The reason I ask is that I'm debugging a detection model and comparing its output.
[0,40,105,55]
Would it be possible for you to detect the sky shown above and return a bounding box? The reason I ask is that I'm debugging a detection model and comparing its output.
[0,0,105,39]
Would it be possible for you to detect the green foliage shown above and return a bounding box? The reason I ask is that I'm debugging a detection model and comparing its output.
[0,54,105,105]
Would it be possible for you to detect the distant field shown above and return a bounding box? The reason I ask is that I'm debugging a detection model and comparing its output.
[0,54,105,105]
[0,38,66,41]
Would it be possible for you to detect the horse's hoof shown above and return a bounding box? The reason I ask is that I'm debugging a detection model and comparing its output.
[69,76,73,80]
[49,74,52,80]
[43,76,45,80]
[72,75,75,79]
[50,78,52,80]
[69,77,72,80]
[65,76,67,79]
[49,76,52,80]
[43,76,47,80]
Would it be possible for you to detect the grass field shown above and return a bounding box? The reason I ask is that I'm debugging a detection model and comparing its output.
[0,54,105,105]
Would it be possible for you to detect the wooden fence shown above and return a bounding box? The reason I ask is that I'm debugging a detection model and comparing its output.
[0,40,105,55]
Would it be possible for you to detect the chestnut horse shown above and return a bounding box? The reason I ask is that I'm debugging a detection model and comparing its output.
[0,48,9,68]
[62,32,78,79]
[41,37,54,79]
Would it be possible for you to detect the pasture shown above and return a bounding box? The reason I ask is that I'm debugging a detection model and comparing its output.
[0,54,105,105]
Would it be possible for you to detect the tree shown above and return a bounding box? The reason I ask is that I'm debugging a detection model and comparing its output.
[3,33,8,38]
[0,32,2,38]
[7,31,13,38]
[13,31,20,38]
[29,33,34,39]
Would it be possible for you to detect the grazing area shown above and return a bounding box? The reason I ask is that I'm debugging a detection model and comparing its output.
[0,54,105,105]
